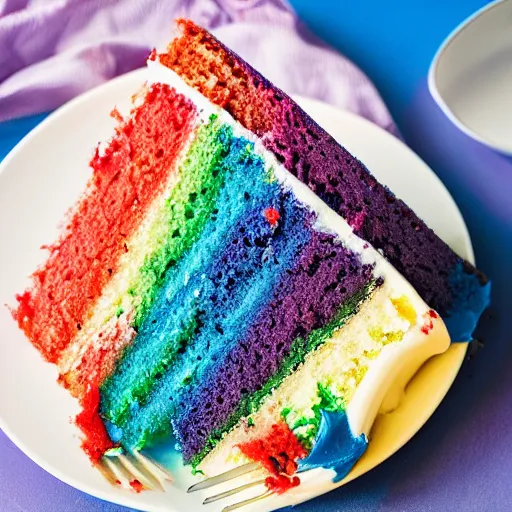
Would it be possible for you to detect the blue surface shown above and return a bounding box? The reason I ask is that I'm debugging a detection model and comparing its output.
[1,1,511,511]
[292,0,491,127]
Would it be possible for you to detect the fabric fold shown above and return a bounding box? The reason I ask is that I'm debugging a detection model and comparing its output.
[0,0,396,135]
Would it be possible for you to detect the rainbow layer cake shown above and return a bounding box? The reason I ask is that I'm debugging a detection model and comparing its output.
[12,20,490,495]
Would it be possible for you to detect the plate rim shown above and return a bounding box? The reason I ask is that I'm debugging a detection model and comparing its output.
[0,68,472,512]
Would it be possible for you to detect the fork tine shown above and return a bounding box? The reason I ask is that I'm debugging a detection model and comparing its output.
[203,478,267,504]
[97,460,121,486]
[117,453,164,491]
[132,450,173,483]
[222,490,274,512]
[102,456,132,489]
[188,462,261,493]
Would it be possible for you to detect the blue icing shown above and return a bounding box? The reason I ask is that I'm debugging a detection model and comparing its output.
[298,409,368,483]
[105,422,124,443]
[445,261,491,342]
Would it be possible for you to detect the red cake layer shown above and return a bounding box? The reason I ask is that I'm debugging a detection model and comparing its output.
[160,19,273,133]
[265,474,301,495]
[75,385,114,462]
[14,85,196,363]
[237,422,306,493]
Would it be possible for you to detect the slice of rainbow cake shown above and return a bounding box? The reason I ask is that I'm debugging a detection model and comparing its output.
[12,19,490,494]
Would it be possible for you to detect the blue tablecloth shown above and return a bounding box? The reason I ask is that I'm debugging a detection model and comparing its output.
[2,1,510,511]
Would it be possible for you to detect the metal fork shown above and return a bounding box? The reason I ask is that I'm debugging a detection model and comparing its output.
[188,462,291,511]
[101,450,285,510]
[100,449,173,492]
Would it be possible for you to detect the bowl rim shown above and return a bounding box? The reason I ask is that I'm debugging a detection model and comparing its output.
[427,0,512,155]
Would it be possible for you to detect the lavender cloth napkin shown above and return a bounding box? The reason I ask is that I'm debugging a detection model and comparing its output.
[0,0,396,135]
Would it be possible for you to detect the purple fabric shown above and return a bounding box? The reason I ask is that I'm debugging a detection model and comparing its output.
[0,0,395,134]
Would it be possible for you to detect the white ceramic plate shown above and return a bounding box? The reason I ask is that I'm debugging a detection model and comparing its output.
[0,69,471,512]
[429,0,512,154]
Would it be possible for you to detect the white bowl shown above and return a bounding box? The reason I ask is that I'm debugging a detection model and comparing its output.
[428,0,512,154]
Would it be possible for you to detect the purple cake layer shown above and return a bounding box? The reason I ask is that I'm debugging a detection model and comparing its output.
[160,19,490,342]
[172,230,375,461]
